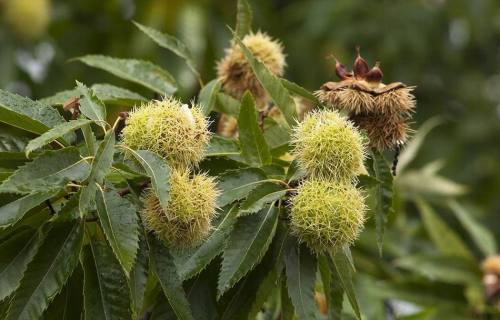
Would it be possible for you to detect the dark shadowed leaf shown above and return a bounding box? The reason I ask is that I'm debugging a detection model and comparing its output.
[0,228,44,301]
[371,149,394,255]
[82,239,131,320]
[218,204,279,297]
[331,249,361,320]
[318,254,343,320]
[0,189,61,228]
[43,264,84,320]
[148,236,194,320]
[76,55,177,95]
[6,219,84,320]
[0,147,90,194]
[180,205,239,280]
[95,186,139,276]
[284,241,317,320]
[129,230,149,319]
[238,92,272,167]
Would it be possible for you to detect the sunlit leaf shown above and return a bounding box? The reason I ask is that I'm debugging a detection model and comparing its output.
[234,34,297,127]
[216,167,267,207]
[0,147,90,194]
[79,130,115,215]
[235,0,252,38]
[239,182,287,215]
[95,186,139,276]
[331,249,361,320]
[198,79,222,116]
[134,21,199,77]
[0,89,68,136]
[76,55,177,95]
[25,119,93,156]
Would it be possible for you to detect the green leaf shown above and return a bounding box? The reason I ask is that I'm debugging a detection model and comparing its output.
[180,205,239,280]
[43,264,84,320]
[76,55,177,95]
[284,241,317,320]
[281,280,294,320]
[91,84,147,105]
[318,255,343,320]
[238,92,272,167]
[397,117,442,173]
[448,200,497,257]
[122,149,171,212]
[216,168,267,207]
[215,92,240,117]
[415,197,473,260]
[0,147,90,194]
[6,219,84,320]
[206,135,240,157]
[263,118,290,151]
[218,204,279,297]
[331,249,361,320]
[371,149,394,255]
[82,240,132,320]
[395,254,480,284]
[234,36,297,127]
[133,21,199,77]
[281,78,322,106]
[198,79,222,116]
[79,130,115,214]
[0,189,60,229]
[235,0,253,39]
[129,231,149,319]
[148,236,194,320]
[76,81,106,125]
[286,159,306,183]
[25,119,93,156]
[0,89,67,135]
[40,84,146,107]
[0,228,44,301]
[0,151,32,168]
[95,186,139,276]
[239,182,287,215]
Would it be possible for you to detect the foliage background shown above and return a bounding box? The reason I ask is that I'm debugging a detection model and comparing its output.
[1,0,499,318]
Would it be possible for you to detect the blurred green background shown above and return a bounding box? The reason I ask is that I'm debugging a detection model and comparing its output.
[1,0,499,228]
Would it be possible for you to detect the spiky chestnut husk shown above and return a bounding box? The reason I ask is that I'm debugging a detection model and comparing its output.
[122,98,210,168]
[217,31,286,109]
[292,110,366,182]
[3,0,50,40]
[349,112,410,150]
[142,169,219,249]
[290,179,366,253]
